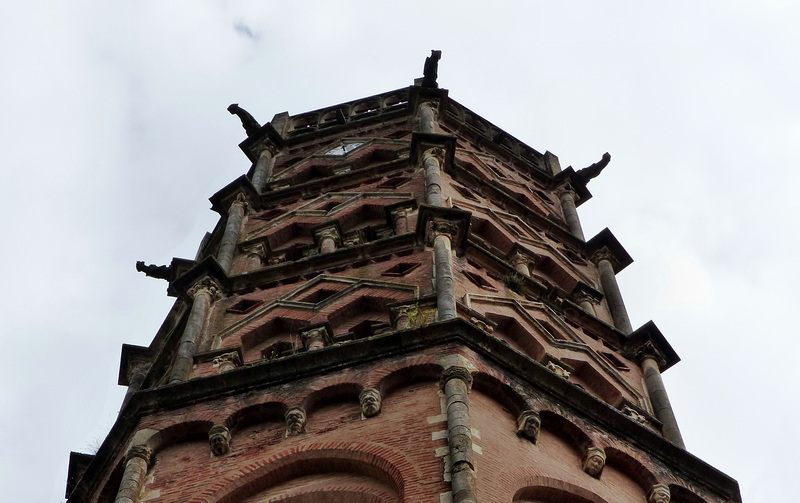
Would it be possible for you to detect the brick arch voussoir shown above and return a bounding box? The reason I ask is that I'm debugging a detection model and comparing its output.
[190,443,413,503]
[374,362,443,398]
[669,484,710,503]
[603,446,659,490]
[302,382,362,415]
[512,476,610,503]
[225,401,289,433]
[538,409,593,455]
[471,371,530,417]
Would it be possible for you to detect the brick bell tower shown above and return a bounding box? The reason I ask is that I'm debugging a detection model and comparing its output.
[66,52,741,503]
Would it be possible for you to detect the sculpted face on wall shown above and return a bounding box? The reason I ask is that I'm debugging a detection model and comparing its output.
[359,388,382,417]
[285,407,307,436]
[582,446,606,477]
[516,410,541,443]
[648,483,671,503]
[208,425,231,456]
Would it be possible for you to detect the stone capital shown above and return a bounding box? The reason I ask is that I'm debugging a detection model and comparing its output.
[231,192,252,213]
[590,246,619,268]
[555,183,578,201]
[314,226,340,242]
[187,277,223,301]
[630,341,668,368]
[125,445,153,467]
[300,326,331,350]
[422,146,445,163]
[440,365,474,390]
[510,251,530,267]
[425,218,460,245]
[212,351,241,372]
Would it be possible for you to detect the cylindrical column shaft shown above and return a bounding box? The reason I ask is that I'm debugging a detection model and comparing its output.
[113,446,152,503]
[642,357,686,449]
[393,209,409,234]
[423,150,443,207]
[169,287,213,383]
[596,258,633,334]
[578,299,596,316]
[418,102,437,134]
[559,191,585,241]
[434,233,456,320]
[251,148,275,192]
[217,199,246,274]
[121,371,146,409]
[443,367,477,503]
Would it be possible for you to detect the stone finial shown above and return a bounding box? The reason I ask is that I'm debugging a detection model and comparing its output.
[285,407,307,436]
[227,103,261,137]
[212,352,241,373]
[516,410,541,443]
[546,361,571,379]
[208,425,231,456]
[582,446,606,478]
[648,483,671,503]
[359,388,382,418]
[421,50,442,88]
[125,445,154,467]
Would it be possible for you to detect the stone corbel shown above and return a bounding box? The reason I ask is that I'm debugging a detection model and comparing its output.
[208,425,231,456]
[516,410,541,443]
[648,483,671,503]
[285,407,307,436]
[241,242,268,267]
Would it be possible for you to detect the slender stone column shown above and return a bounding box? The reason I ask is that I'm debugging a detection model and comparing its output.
[641,354,686,449]
[251,146,276,192]
[121,362,148,409]
[592,248,633,334]
[557,185,585,241]
[217,194,249,274]
[574,291,597,316]
[428,220,458,321]
[423,147,444,207]
[418,100,438,134]
[510,252,530,276]
[391,208,410,235]
[113,445,152,503]
[169,279,220,384]
[441,366,477,503]
[315,227,340,254]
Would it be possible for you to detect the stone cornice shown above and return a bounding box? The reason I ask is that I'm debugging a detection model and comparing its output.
[70,318,738,503]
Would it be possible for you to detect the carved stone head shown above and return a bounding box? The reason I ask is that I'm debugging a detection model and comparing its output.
[648,484,671,503]
[285,407,307,436]
[582,446,606,477]
[516,410,541,443]
[359,388,382,418]
[208,425,231,456]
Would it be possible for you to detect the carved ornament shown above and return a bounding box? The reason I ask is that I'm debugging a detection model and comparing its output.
[208,425,231,456]
[440,365,473,390]
[359,388,382,418]
[425,218,460,245]
[126,445,154,467]
[582,446,606,478]
[516,410,541,443]
[285,407,307,436]
[546,361,571,379]
[187,277,223,301]
[648,483,671,503]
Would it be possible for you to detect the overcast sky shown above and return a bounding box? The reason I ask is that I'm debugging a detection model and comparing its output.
[1,2,796,501]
